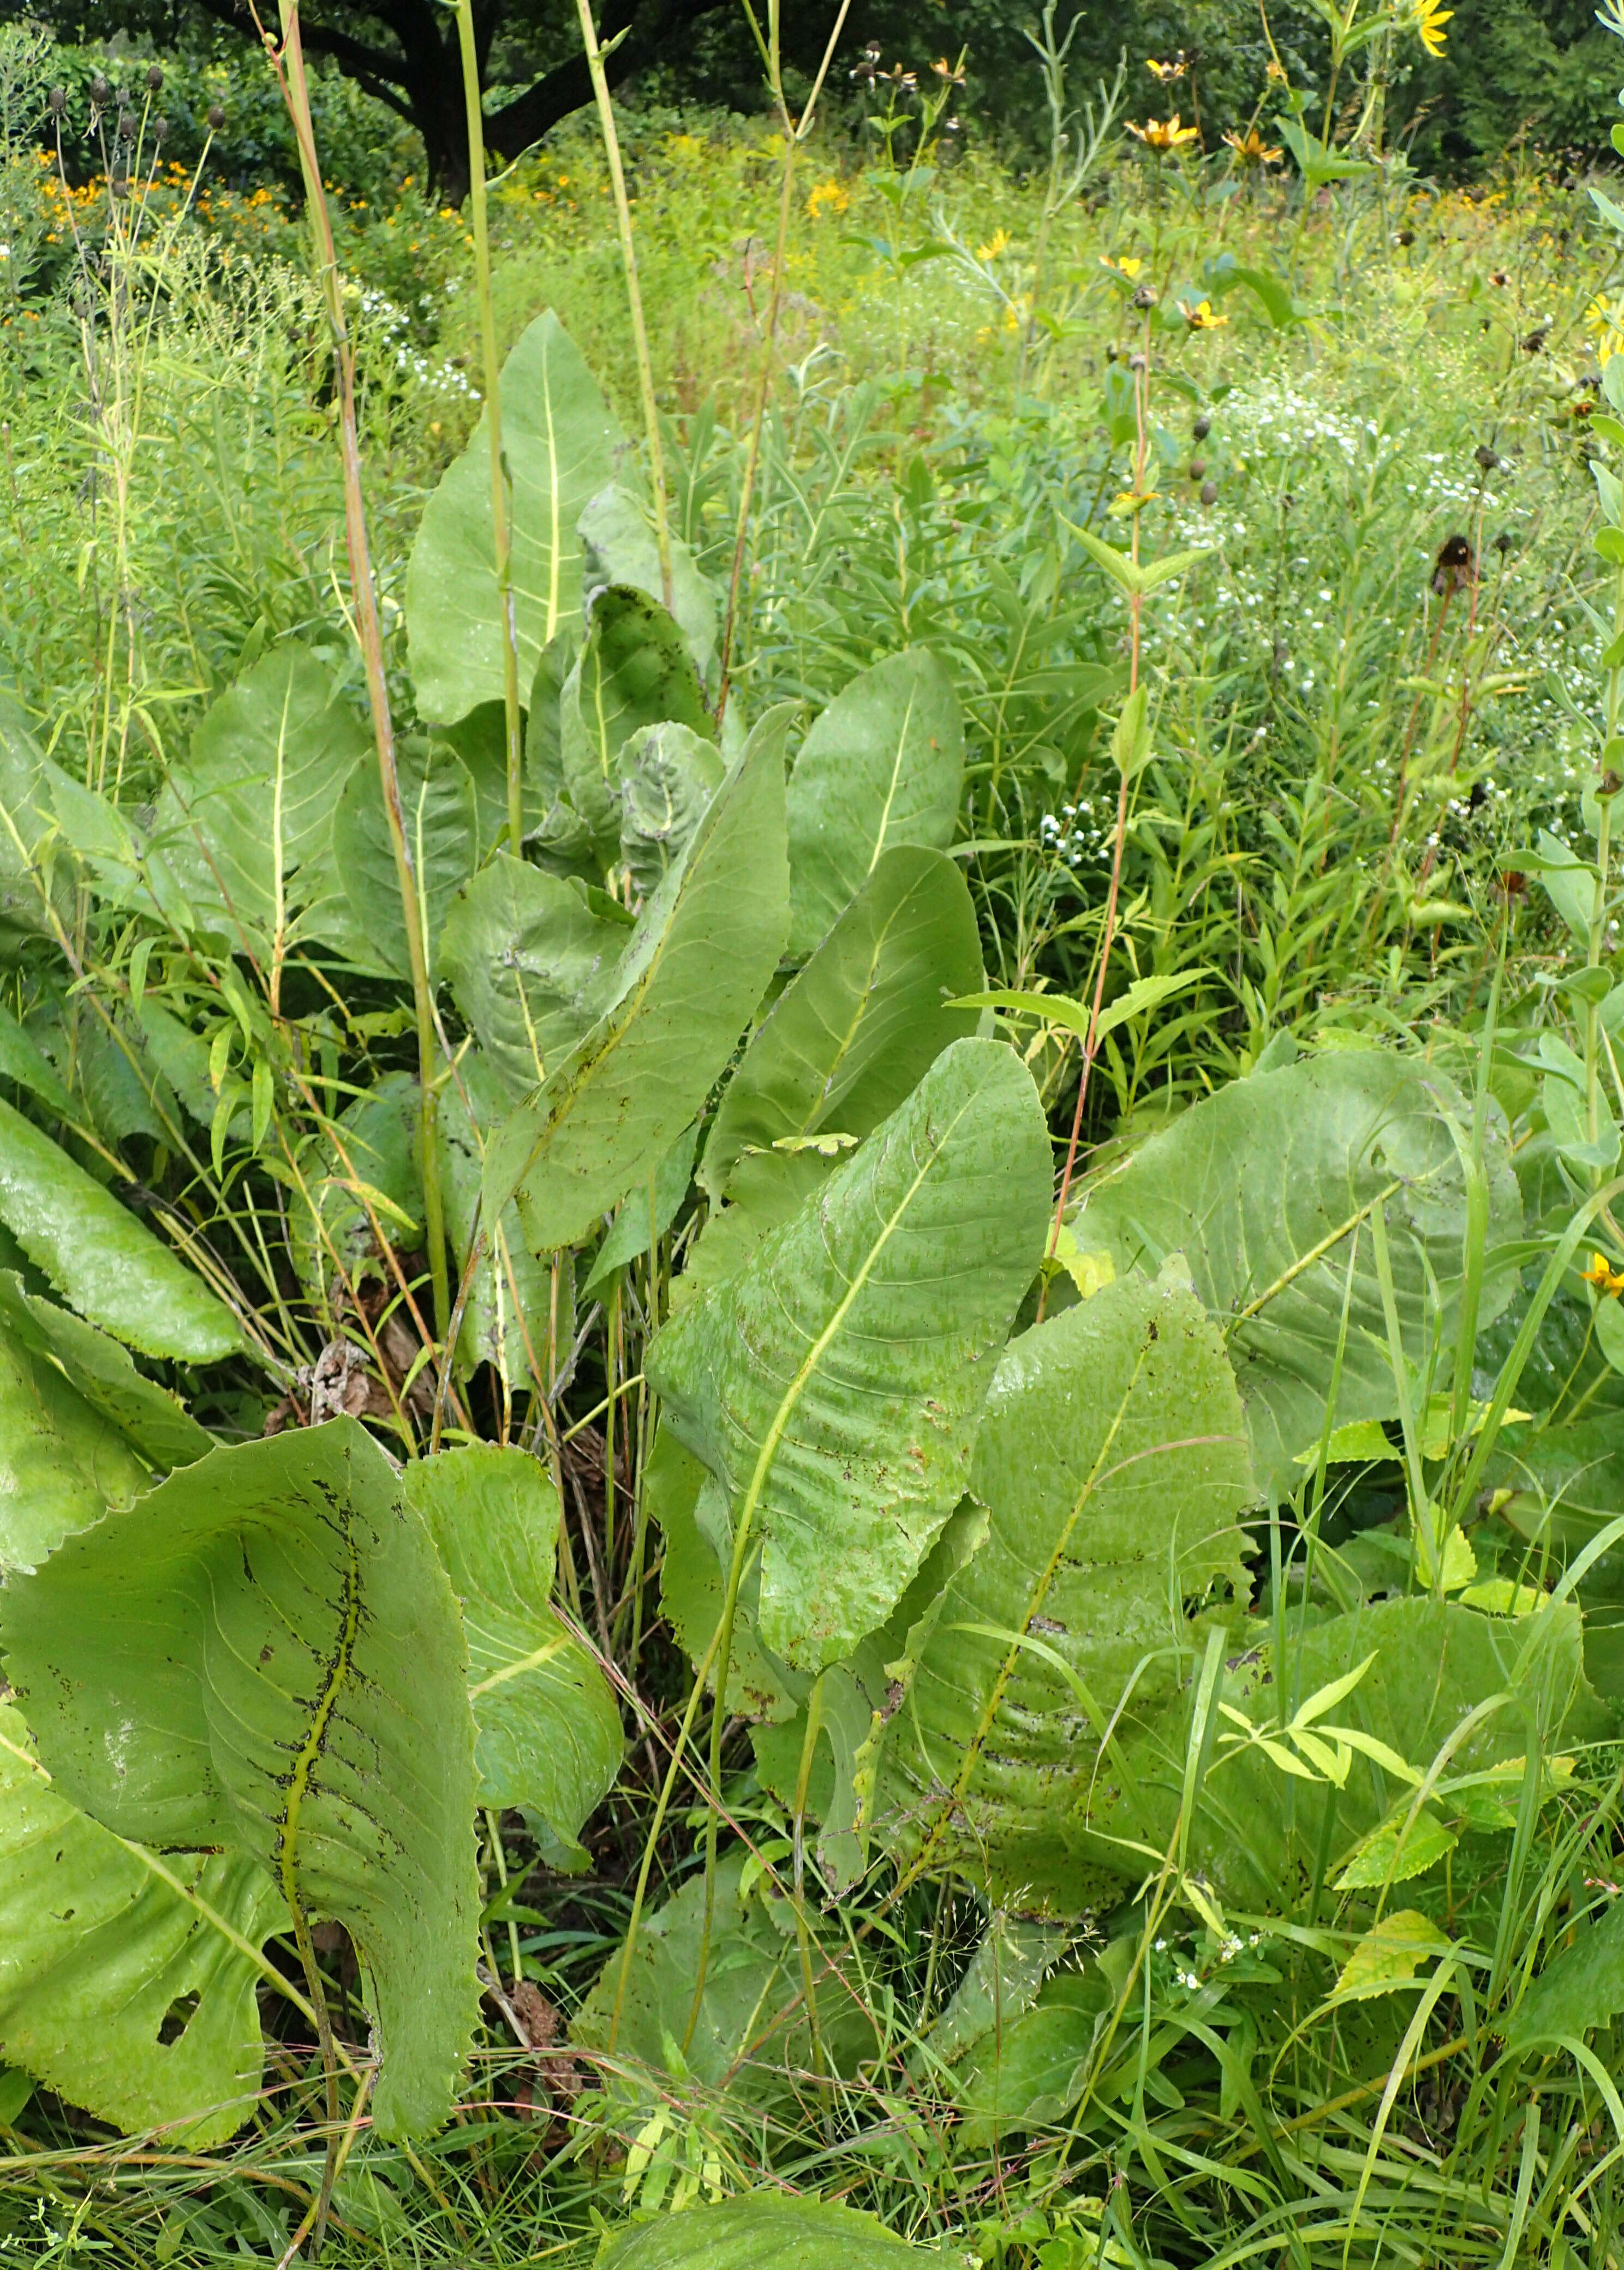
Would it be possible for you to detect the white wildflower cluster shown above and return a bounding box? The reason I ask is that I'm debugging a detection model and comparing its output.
[1038,797,1109,868]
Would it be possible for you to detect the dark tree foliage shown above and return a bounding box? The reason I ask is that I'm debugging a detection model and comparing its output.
[26,0,1624,193]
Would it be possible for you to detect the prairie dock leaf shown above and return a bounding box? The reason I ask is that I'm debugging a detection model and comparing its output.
[485,709,790,1253]
[871,1263,1255,1909]
[0,1095,243,1361]
[785,649,964,958]
[405,313,625,724]
[647,1036,1051,1671]
[1077,1053,1521,1495]
[592,2194,953,2267]
[404,1444,621,1837]
[0,1420,480,2138]
[0,1701,284,2146]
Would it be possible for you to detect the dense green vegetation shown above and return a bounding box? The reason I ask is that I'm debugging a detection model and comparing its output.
[9,2,1624,2266]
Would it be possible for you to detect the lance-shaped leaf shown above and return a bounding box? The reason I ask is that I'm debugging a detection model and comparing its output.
[485,711,790,1254]
[0,1273,210,1572]
[1077,1053,1522,1498]
[703,844,984,1200]
[440,854,630,1104]
[330,738,478,981]
[0,1096,243,1361]
[647,1037,1051,1672]
[0,1701,286,2147]
[560,586,715,851]
[147,647,369,964]
[785,648,965,959]
[0,1420,481,2139]
[0,691,73,954]
[871,1263,1255,1911]
[404,1445,621,1839]
[593,2193,948,2268]
[405,312,625,725]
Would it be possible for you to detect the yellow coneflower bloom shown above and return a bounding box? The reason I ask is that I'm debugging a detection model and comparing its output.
[1100,253,1145,276]
[1223,126,1283,166]
[1582,1252,1624,1298]
[1145,54,1187,83]
[1183,298,1229,330]
[1126,115,1201,152]
[1413,0,1453,56]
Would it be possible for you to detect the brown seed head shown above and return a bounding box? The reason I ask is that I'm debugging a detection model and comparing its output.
[1199,480,1217,506]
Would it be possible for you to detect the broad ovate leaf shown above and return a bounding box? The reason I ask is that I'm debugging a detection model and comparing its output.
[1504,1895,1624,2050]
[647,1037,1051,1672]
[703,843,984,1200]
[618,720,725,902]
[560,585,715,852]
[0,1419,481,2138]
[593,2193,953,2268]
[440,853,629,1104]
[0,690,72,954]
[871,1263,1255,1910]
[406,312,625,724]
[330,738,477,980]
[580,483,719,680]
[1077,1053,1521,1497]
[485,709,790,1254]
[0,1096,243,1360]
[0,1702,285,2147]
[785,648,964,959]
[404,1444,621,1838]
[0,1273,210,1573]
[147,646,368,964]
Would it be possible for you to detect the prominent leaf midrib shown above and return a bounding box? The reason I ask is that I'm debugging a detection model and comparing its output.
[910,1336,1153,1867]
[468,1629,571,1698]
[730,1078,988,1560]
[865,679,924,876]
[273,1508,362,1920]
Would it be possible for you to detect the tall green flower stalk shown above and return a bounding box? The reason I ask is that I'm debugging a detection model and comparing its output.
[451,0,526,857]
[269,0,451,1342]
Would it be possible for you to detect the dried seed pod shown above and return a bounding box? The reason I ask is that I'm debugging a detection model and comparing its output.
[146,63,164,91]
[117,109,136,140]
[47,85,65,114]
[90,72,110,104]
[153,115,168,142]
[1131,283,1157,309]
[1128,351,1148,372]
[1431,533,1474,596]
[1396,228,1415,246]
[1199,479,1217,506]
[1193,413,1211,439]
[1473,443,1497,470]
[1189,458,1206,480]
[206,101,225,130]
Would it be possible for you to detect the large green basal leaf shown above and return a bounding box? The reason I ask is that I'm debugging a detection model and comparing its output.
[439,1054,562,1389]
[1169,1594,1603,1907]
[560,586,716,851]
[1504,1896,1624,2051]
[403,1445,621,1837]
[580,483,719,681]
[595,2193,959,2268]
[0,1095,243,1361]
[0,1701,285,2147]
[147,646,369,963]
[1482,1415,1624,1694]
[0,1274,210,1573]
[573,1848,876,2107]
[645,1422,797,1723]
[0,1420,480,2138]
[330,737,477,981]
[0,691,72,956]
[647,1037,1051,1673]
[703,844,984,1202]
[785,648,964,960]
[485,710,790,1255]
[1077,1054,1522,1500]
[440,853,629,1104]
[619,721,726,904]
[405,312,625,725]
[871,1263,1256,1912]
